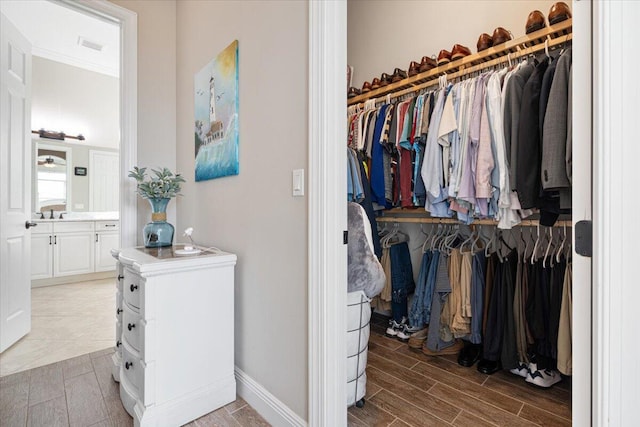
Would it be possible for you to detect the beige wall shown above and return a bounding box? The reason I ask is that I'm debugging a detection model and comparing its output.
[348,0,555,88]
[110,0,177,241]
[175,1,308,419]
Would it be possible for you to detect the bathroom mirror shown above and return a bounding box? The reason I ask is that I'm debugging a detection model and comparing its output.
[35,142,72,213]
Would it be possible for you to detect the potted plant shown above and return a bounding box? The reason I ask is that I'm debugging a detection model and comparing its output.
[128,166,185,248]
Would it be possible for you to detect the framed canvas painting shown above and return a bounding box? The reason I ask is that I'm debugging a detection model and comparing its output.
[194,40,239,181]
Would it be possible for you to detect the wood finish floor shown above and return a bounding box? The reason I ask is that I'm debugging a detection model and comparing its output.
[348,314,572,427]
[0,348,270,427]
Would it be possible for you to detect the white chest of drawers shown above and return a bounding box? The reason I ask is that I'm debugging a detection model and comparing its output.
[111,246,237,427]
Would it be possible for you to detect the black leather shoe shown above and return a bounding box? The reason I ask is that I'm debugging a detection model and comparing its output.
[458,343,482,367]
[477,359,502,374]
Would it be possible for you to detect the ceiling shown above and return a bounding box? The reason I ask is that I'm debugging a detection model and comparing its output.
[0,0,119,77]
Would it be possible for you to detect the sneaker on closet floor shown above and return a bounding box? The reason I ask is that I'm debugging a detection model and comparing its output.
[526,367,562,388]
[407,327,429,349]
[385,317,407,338]
[396,324,423,341]
[510,362,530,378]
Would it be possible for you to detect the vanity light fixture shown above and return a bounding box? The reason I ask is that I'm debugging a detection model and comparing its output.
[32,129,85,141]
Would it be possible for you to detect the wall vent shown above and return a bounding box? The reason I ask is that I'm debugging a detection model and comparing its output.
[77,37,104,52]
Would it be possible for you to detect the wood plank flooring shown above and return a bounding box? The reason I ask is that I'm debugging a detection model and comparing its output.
[348,314,572,427]
[0,348,270,427]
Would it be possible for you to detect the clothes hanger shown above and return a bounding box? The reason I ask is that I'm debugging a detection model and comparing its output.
[531,224,541,265]
[543,227,556,269]
[556,222,568,263]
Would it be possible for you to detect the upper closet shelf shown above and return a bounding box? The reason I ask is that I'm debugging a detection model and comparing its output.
[348,19,572,106]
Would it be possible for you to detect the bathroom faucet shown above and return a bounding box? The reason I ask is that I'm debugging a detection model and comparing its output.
[49,209,54,219]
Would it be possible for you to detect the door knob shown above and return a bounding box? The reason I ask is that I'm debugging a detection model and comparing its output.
[25,221,38,229]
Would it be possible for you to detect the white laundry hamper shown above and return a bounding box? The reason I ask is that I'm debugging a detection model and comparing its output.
[347,290,371,408]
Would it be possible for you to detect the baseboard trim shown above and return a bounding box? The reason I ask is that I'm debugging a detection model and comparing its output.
[235,366,307,427]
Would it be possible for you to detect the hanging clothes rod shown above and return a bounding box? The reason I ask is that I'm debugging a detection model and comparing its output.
[376,216,572,228]
[348,19,572,107]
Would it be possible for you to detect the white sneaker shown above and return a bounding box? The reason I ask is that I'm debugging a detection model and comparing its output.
[509,362,529,378]
[526,367,562,388]
[385,317,407,337]
[396,324,422,341]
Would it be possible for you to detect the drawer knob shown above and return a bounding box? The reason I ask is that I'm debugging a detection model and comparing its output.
[116,340,121,347]
[127,323,135,331]
[130,284,138,292]
[117,275,124,280]
[125,361,132,370]
[117,308,123,315]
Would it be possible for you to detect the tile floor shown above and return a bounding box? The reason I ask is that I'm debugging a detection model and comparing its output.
[0,279,270,426]
[0,348,270,426]
[347,314,572,426]
[1,279,116,377]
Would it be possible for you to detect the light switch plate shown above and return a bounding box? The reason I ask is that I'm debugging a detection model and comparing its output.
[292,169,304,196]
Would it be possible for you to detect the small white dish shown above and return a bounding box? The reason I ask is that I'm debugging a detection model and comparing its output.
[174,248,202,256]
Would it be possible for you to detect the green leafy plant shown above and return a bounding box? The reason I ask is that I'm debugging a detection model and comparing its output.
[128,166,186,200]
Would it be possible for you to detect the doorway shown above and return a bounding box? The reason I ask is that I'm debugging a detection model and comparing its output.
[0,0,137,374]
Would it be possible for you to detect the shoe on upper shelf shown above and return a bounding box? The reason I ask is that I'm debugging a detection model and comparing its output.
[549,2,572,25]
[451,44,471,61]
[348,87,361,98]
[492,27,512,46]
[526,364,562,388]
[380,72,392,87]
[408,61,421,77]
[437,49,451,65]
[526,10,547,34]
[419,55,437,73]
[391,67,407,83]
[477,33,493,52]
[371,77,381,90]
[361,81,372,94]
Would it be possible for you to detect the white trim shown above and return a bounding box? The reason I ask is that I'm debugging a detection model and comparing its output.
[308,1,348,425]
[56,0,138,250]
[571,1,593,426]
[235,366,307,427]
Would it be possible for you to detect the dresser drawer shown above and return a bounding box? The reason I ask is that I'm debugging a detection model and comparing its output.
[123,270,143,309]
[116,319,123,352]
[116,265,124,293]
[122,303,143,352]
[96,220,119,231]
[121,342,144,399]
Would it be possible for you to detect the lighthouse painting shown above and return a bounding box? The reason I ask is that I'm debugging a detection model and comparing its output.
[194,40,239,181]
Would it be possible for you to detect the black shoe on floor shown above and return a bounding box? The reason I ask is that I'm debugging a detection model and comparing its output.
[458,343,482,367]
[477,359,502,375]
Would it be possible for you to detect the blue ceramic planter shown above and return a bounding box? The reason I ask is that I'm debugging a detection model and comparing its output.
[143,198,174,248]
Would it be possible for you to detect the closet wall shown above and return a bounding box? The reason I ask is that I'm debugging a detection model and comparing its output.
[348,0,551,89]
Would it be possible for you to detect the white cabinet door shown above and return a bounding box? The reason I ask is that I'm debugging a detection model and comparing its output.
[53,232,95,277]
[95,232,119,272]
[31,233,52,280]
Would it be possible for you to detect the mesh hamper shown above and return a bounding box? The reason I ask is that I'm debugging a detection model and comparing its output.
[347,290,371,407]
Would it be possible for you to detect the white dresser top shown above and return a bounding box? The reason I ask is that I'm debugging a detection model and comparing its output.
[114,245,237,275]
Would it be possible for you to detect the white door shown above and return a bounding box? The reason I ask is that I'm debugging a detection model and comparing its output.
[0,13,32,353]
[90,150,119,212]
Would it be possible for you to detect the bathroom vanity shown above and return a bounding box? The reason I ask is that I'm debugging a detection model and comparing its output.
[111,245,237,427]
[30,217,119,285]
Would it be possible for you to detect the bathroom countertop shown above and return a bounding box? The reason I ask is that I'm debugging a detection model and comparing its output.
[33,212,119,222]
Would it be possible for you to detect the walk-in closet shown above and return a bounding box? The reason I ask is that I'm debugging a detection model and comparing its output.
[346,1,582,425]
